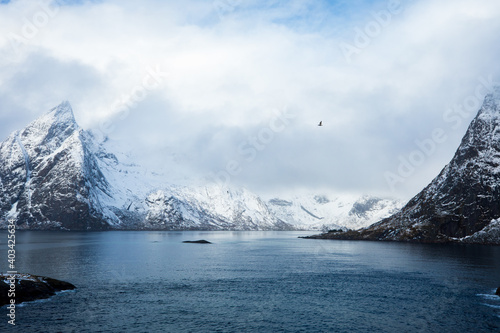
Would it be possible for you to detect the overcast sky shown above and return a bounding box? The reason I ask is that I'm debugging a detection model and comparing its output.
[1,0,500,200]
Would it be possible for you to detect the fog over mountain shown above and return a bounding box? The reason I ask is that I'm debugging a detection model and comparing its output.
[1,0,500,200]
[0,102,402,230]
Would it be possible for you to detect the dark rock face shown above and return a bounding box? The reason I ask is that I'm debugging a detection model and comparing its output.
[312,89,500,244]
[182,240,212,244]
[314,195,330,204]
[496,287,500,296]
[348,197,384,219]
[0,273,76,306]
[268,199,293,207]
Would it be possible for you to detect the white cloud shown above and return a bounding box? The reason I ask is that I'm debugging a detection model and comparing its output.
[0,0,499,200]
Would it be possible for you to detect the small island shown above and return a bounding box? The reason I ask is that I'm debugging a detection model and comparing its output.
[182,240,212,244]
[0,273,76,307]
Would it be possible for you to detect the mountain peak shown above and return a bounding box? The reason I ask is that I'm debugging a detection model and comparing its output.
[492,85,500,98]
[314,90,500,244]
[21,101,77,135]
[15,101,80,154]
[46,100,76,124]
[477,86,500,118]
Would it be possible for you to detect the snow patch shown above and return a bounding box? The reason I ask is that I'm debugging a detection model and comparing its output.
[461,218,500,244]
[7,202,18,219]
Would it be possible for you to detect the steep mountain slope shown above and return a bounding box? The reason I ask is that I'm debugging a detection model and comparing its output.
[143,186,291,230]
[0,102,111,229]
[312,88,500,244]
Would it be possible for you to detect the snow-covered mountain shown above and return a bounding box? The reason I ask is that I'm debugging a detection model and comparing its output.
[267,193,402,231]
[313,88,500,244]
[0,102,401,231]
[0,102,111,229]
[0,102,287,230]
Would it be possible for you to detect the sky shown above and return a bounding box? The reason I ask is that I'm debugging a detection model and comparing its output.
[0,0,500,201]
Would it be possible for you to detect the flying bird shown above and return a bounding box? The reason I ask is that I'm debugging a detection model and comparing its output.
[318,121,323,126]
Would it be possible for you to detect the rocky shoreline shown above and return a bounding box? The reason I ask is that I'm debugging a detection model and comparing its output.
[300,229,500,245]
[0,273,76,307]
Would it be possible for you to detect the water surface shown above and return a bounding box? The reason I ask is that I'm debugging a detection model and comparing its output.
[1,231,499,332]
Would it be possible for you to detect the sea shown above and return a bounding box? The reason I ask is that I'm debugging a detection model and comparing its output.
[1,231,500,332]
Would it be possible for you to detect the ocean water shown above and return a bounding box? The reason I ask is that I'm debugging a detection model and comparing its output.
[1,231,500,333]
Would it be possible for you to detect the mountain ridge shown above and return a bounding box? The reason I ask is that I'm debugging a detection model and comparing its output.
[308,88,500,244]
[0,102,401,231]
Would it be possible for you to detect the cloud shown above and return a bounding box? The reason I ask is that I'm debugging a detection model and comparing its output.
[0,0,499,200]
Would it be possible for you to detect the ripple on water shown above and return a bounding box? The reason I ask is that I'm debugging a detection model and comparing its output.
[477,291,500,320]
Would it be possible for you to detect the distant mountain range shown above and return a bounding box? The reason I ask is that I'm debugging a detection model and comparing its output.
[309,88,500,244]
[0,102,401,231]
[266,193,401,231]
